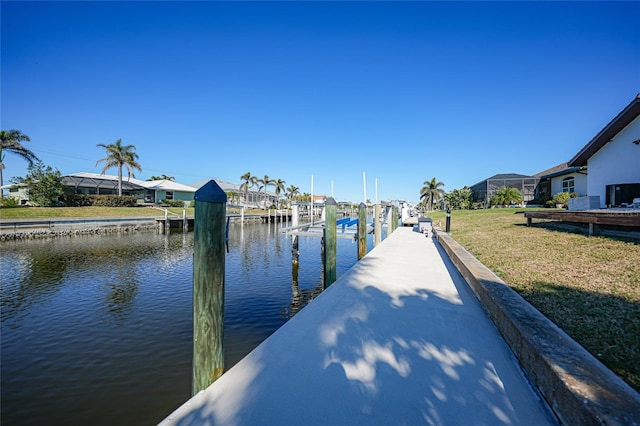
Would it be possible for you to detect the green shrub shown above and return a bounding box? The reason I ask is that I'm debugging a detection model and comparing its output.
[161,199,186,207]
[89,195,137,207]
[0,197,21,208]
[62,194,92,207]
[551,192,571,208]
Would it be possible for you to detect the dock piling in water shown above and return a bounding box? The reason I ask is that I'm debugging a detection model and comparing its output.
[374,203,382,247]
[292,204,299,228]
[192,180,227,395]
[357,202,367,259]
[323,197,337,288]
[386,206,393,235]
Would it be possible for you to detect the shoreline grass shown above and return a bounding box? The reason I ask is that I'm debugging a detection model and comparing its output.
[3,206,638,390]
[428,208,639,391]
[0,206,270,219]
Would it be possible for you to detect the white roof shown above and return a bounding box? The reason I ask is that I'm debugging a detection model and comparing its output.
[65,172,195,192]
[140,179,196,193]
[66,172,145,184]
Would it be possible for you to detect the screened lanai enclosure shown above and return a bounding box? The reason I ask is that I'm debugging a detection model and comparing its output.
[469,173,539,207]
[63,173,146,198]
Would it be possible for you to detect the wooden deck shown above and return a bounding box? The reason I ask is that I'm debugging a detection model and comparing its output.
[524,209,640,235]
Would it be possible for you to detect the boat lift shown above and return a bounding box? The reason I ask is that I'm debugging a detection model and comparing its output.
[281,217,374,240]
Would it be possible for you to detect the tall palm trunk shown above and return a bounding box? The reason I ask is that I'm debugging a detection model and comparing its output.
[0,162,4,198]
[118,165,123,196]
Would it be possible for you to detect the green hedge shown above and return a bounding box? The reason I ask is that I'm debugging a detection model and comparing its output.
[89,195,137,207]
[161,199,186,207]
[61,194,92,207]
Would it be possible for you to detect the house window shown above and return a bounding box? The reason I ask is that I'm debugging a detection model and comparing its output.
[562,177,575,193]
[165,191,174,200]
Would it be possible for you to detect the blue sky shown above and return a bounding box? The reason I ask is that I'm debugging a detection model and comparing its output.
[2,1,639,203]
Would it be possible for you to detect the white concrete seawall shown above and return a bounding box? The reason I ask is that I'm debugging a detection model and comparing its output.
[160,227,557,425]
[0,216,160,239]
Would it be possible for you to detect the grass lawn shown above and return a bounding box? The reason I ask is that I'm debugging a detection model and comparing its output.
[428,208,640,391]
[3,205,638,390]
[0,206,186,219]
[0,206,274,219]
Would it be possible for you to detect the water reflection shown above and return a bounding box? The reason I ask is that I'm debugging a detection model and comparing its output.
[103,268,139,321]
[0,221,369,426]
[1,234,192,325]
[286,261,324,319]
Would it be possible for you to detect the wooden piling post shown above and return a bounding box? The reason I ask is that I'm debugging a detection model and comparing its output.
[192,180,227,395]
[385,206,392,235]
[393,206,400,231]
[374,203,382,246]
[323,197,337,288]
[357,202,367,260]
[395,207,399,230]
[392,207,398,232]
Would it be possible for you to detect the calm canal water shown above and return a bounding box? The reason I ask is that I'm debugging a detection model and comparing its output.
[1,221,376,425]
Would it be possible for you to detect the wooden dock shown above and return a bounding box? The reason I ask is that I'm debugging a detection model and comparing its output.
[524,209,640,235]
[154,212,296,233]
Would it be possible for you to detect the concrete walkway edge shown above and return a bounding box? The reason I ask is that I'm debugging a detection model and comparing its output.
[434,228,640,425]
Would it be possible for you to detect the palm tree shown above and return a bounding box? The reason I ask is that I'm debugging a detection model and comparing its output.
[420,177,445,215]
[257,174,275,208]
[286,185,300,206]
[148,174,174,181]
[0,129,39,197]
[96,139,142,196]
[491,186,523,207]
[239,172,257,207]
[274,178,286,209]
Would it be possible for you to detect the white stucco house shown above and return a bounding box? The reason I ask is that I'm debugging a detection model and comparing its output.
[534,162,588,203]
[547,167,588,197]
[568,94,640,208]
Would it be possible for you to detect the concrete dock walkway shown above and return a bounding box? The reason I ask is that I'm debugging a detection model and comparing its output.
[161,227,557,425]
